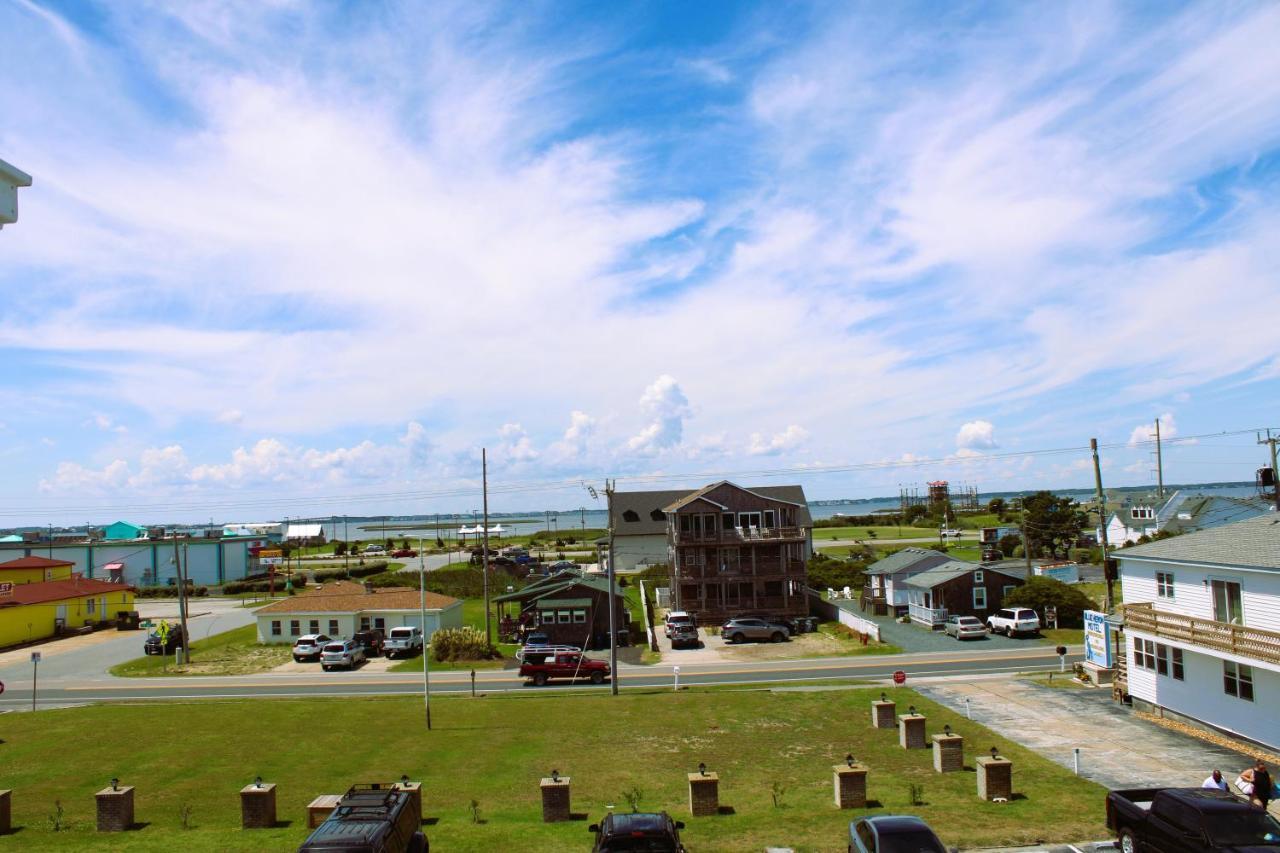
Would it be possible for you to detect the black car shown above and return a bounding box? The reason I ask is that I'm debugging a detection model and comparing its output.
[590,812,685,853]
[297,783,427,853]
[143,626,187,655]
[849,815,948,853]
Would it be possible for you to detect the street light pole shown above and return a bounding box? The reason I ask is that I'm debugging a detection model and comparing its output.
[419,550,432,731]
[481,449,492,645]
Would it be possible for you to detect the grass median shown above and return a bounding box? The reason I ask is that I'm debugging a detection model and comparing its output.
[0,686,1108,851]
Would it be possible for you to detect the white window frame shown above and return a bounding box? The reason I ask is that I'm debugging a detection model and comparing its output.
[1155,571,1175,599]
[309,619,320,635]
[290,620,300,636]
[572,609,587,623]
[271,620,281,636]
[86,597,96,615]
[1002,584,1016,597]
[558,610,572,624]
[328,619,339,636]
[1224,661,1254,701]
[973,570,984,583]
[972,587,987,609]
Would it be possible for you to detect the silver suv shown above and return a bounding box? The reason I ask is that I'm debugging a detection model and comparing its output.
[320,640,367,671]
[720,617,791,644]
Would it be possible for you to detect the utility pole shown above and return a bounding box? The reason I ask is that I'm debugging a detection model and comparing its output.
[606,479,618,696]
[481,448,492,644]
[419,549,432,730]
[1092,438,1113,612]
[172,536,191,664]
[1260,430,1280,512]
[1020,500,1032,576]
[1154,417,1164,500]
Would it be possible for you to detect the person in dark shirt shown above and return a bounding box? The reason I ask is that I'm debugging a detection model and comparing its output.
[1245,760,1273,810]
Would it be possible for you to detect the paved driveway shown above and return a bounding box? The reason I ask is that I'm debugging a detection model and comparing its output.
[914,679,1264,792]
[834,600,1055,653]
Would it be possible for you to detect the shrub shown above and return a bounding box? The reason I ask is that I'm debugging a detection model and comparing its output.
[431,627,500,662]
[348,561,389,579]
[1002,576,1096,628]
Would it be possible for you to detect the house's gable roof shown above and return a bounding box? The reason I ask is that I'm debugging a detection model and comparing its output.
[1159,495,1272,536]
[0,555,76,570]
[0,577,134,606]
[492,572,620,604]
[1117,512,1280,570]
[902,561,1022,590]
[255,580,459,614]
[662,480,804,514]
[611,484,812,536]
[864,548,951,577]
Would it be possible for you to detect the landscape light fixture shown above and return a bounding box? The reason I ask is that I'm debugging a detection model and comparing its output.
[908,705,917,715]
[111,777,119,791]
[698,762,707,776]
[254,776,263,789]
[944,724,952,736]
[880,691,887,702]
[401,774,410,786]
[551,769,560,783]
[845,753,855,768]
[990,746,1000,759]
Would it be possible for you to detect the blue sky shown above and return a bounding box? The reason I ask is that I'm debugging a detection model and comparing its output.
[2,0,1280,524]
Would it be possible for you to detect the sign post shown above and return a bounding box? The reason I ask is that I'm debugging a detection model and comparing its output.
[0,581,13,598]
[1082,609,1115,685]
[30,651,40,712]
[892,670,907,685]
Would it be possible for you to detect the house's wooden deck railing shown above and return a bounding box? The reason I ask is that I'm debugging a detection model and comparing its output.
[1123,602,1280,667]
[673,526,807,545]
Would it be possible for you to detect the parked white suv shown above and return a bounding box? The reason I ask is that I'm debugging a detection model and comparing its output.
[986,607,1040,637]
[320,640,367,671]
[383,626,424,659]
[664,611,695,638]
[292,634,331,662]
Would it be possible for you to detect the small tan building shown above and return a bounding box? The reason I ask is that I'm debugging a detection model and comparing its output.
[255,580,462,643]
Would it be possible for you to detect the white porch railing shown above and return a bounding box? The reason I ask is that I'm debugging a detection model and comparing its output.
[909,602,948,626]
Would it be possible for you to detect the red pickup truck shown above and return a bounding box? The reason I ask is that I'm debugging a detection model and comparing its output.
[519,652,611,686]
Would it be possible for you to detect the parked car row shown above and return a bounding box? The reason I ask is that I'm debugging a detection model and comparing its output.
[941,608,1042,641]
[292,628,388,670]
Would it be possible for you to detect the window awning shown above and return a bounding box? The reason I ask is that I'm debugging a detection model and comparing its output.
[535,598,591,609]
[103,562,125,571]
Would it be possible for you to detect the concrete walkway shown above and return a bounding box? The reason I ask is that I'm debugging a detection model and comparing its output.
[914,679,1264,792]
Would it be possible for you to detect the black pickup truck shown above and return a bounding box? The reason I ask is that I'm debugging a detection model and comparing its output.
[1106,787,1280,853]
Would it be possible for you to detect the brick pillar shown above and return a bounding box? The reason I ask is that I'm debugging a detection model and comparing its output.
[977,756,1013,801]
[872,699,896,729]
[832,764,867,809]
[932,734,964,773]
[0,789,10,834]
[393,781,422,827]
[540,777,571,823]
[898,713,927,749]
[687,772,719,817]
[95,785,135,832]
[240,783,277,829]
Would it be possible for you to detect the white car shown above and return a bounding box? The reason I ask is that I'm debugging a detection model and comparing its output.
[383,626,423,659]
[363,544,386,554]
[321,640,367,671]
[987,607,1041,637]
[940,528,962,539]
[664,611,695,638]
[292,634,331,662]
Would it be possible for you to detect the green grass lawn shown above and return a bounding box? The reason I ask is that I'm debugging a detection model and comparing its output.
[0,687,1108,851]
[109,625,292,677]
[813,525,945,541]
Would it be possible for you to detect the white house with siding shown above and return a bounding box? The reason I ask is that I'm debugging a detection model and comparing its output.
[863,548,953,614]
[1116,513,1280,749]
[255,580,462,643]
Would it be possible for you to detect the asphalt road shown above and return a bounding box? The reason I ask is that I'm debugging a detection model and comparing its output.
[0,645,1081,706]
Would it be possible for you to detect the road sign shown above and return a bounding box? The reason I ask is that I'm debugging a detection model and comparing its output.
[157,620,171,644]
[30,651,41,663]
[892,670,907,685]
[0,581,12,597]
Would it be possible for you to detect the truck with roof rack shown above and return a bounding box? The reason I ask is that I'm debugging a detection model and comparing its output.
[296,783,427,853]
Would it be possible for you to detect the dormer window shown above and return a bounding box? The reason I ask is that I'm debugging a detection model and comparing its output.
[650,509,665,521]
[1131,507,1154,520]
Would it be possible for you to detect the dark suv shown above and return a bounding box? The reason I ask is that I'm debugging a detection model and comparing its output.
[143,625,187,655]
[297,783,427,853]
[352,629,386,657]
[589,812,686,852]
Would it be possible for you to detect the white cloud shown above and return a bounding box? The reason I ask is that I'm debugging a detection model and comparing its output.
[956,420,997,450]
[627,375,691,456]
[494,423,539,463]
[216,409,244,425]
[747,424,809,456]
[85,413,127,433]
[1128,412,1177,446]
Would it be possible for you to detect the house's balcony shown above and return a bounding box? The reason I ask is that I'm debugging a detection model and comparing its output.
[673,526,807,545]
[909,602,948,627]
[674,559,806,579]
[1123,602,1280,667]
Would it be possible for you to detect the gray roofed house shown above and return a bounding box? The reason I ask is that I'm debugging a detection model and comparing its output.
[901,560,1026,626]
[862,548,954,615]
[864,548,951,576]
[1117,511,1280,571]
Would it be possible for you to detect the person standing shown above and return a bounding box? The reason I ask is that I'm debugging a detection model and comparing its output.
[1252,760,1273,810]
[1202,769,1228,791]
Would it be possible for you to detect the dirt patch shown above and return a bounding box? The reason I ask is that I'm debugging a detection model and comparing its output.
[718,631,849,660]
[153,645,293,676]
